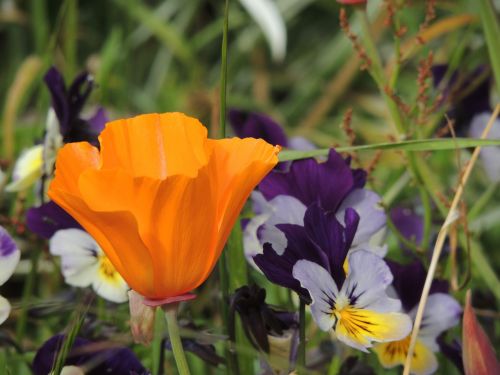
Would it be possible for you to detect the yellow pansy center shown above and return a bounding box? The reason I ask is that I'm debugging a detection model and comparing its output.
[98,255,122,284]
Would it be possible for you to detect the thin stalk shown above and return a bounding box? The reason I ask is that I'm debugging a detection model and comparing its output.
[403,106,500,375]
[297,299,306,373]
[164,306,191,375]
[468,182,498,221]
[16,248,40,340]
[219,0,229,139]
[478,0,500,89]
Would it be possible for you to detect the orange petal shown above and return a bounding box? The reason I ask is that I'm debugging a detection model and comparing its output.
[99,113,209,179]
[207,137,280,271]
[463,290,500,375]
[50,142,100,195]
[143,171,219,298]
[48,189,156,297]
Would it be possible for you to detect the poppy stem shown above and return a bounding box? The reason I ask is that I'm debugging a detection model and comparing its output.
[164,306,191,375]
[297,299,306,373]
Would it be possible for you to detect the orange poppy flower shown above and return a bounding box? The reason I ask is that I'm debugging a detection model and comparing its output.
[48,113,280,300]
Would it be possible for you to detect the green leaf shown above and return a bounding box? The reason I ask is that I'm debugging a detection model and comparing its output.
[278,138,500,161]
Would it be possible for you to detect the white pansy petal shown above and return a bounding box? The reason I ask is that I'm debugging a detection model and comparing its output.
[92,275,129,304]
[341,250,401,312]
[239,0,287,62]
[0,295,11,325]
[288,136,316,151]
[63,261,99,287]
[293,260,339,331]
[337,189,386,247]
[469,112,500,182]
[415,293,462,351]
[259,224,288,255]
[50,229,101,257]
[5,144,44,192]
[0,226,20,286]
[266,195,306,226]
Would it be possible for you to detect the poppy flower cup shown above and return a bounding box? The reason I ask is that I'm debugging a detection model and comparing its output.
[48,112,280,301]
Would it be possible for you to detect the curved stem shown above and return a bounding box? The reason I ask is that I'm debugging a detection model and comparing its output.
[164,306,191,375]
[297,299,306,373]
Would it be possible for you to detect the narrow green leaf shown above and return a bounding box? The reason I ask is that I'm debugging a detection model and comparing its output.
[478,0,500,89]
[279,138,500,161]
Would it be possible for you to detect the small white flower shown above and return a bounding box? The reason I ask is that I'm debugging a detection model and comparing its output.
[0,226,21,325]
[50,229,128,303]
[5,144,44,192]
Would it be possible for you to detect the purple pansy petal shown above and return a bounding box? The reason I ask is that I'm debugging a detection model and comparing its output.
[469,112,500,182]
[259,149,358,212]
[44,67,69,132]
[229,109,288,147]
[432,64,491,134]
[337,189,386,248]
[415,293,462,351]
[340,250,401,313]
[87,107,109,135]
[387,260,449,312]
[437,337,464,374]
[390,207,424,250]
[304,204,359,286]
[0,226,20,286]
[254,243,311,301]
[26,200,81,239]
[33,334,148,375]
[292,260,339,331]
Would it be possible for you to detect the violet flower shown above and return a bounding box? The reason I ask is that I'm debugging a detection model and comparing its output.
[33,334,149,375]
[0,226,20,325]
[26,200,81,239]
[373,260,462,375]
[245,149,387,265]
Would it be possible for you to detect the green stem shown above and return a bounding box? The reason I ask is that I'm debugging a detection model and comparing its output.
[16,248,40,340]
[164,306,191,375]
[478,0,500,89]
[219,0,229,138]
[468,182,498,220]
[297,299,306,373]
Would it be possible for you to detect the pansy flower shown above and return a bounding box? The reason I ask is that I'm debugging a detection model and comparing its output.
[4,144,44,192]
[0,226,21,325]
[245,149,386,266]
[292,250,412,351]
[373,260,462,375]
[26,200,81,240]
[50,228,128,303]
[48,112,280,301]
[254,203,360,301]
[32,334,149,375]
[229,109,316,152]
[231,284,298,374]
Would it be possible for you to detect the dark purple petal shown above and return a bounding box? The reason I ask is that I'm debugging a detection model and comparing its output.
[229,109,288,147]
[87,107,108,135]
[0,226,17,257]
[44,67,69,133]
[165,339,224,367]
[437,336,464,374]
[259,149,358,212]
[254,243,312,301]
[303,204,359,286]
[432,64,492,135]
[26,201,81,239]
[33,334,148,375]
[387,260,449,312]
[390,207,424,250]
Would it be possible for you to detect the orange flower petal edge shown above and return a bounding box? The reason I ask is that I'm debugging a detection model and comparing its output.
[48,112,280,300]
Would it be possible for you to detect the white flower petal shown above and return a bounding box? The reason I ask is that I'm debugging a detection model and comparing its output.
[50,229,101,257]
[413,293,462,351]
[5,144,44,192]
[293,260,339,331]
[92,275,129,304]
[0,295,11,325]
[239,0,287,62]
[340,250,401,313]
[0,227,20,286]
[469,112,500,182]
[337,189,386,249]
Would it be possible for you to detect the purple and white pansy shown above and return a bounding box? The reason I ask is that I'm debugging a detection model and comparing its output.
[245,149,387,267]
[0,226,21,325]
[373,260,462,375]
[50,229,128,303]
